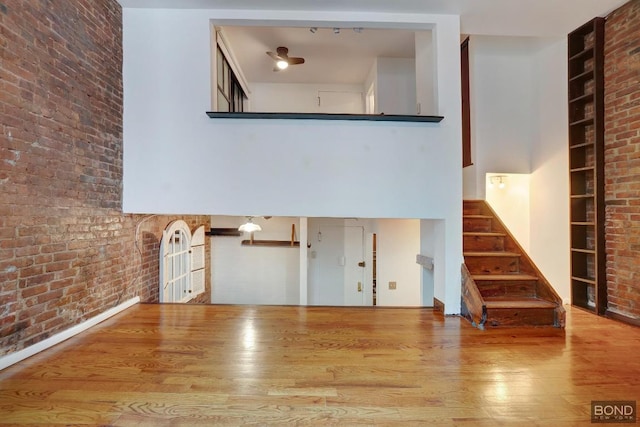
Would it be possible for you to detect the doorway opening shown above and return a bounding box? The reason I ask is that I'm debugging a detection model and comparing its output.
[307,221,367,306]
[159,221,206,303]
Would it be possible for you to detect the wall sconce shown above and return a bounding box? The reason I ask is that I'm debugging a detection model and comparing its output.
[333,28,340,34]
[309,27,317,33]
[238,217,262,233]
[489,175,507,189]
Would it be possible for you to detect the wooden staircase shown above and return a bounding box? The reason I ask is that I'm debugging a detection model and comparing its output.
[461,200,566,329]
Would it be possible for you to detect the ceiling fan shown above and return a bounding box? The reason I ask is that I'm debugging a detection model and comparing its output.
[266,46,305,71]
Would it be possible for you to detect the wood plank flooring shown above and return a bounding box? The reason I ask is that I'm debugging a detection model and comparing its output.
[1,304,639,426]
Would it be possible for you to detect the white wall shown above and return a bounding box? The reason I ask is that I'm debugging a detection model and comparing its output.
[465,35,570,301]
[249,83,364,113]
[468,36,538,199]
[210,216,300,304]
[207,215,423,307]
[415,31,437,115]
[486,173,530,251]
[364,60,378,113]
[529,38,570,303]
[376,219,422,306]
[376,58,417,115]
[307,218,422,307]
[121,8,463,313]
[419,219,437,306]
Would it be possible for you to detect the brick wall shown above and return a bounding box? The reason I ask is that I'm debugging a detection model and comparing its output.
[0,0,210,357]
[604,0,640,321]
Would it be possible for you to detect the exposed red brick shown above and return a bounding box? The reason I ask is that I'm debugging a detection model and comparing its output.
[604,0,640,321]
[20,284,48,299]
[0,0,211,357]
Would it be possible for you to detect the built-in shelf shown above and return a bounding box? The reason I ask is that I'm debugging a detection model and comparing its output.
[206,228,242,237]
[569,69,593,83]
[569,93,594,104]
[570,194,595,199]
[570,142,592,150]
[568,17,606,316]
[572,276,596,285]
[569,117,594,127]
[569,47,594,62]
[241,240,300,247]
[570,166,594,172]
[206,112,444,123]
[571,248,596,254]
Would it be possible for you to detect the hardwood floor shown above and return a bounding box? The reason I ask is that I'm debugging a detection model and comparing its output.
[1,304,639,426]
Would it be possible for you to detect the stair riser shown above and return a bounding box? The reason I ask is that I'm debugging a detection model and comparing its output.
[485,307,556,327]
[463,207,481,216]
[463,217,492,232]
[465,257,520,275]
[463,235,505,252]
[476,281,537,298]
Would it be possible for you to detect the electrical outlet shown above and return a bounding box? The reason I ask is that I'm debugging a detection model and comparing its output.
[389,281,397,290]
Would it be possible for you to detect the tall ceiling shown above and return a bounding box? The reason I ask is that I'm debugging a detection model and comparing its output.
[119,0,629,36]
[119,0,630,85]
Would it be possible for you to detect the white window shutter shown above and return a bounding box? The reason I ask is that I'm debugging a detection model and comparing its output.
[190,226,206,297]
[159,220,192,303]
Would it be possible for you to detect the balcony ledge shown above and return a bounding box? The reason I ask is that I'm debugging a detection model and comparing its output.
[206,112,444,123]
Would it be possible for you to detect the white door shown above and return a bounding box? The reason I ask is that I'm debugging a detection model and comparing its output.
[307,222,368,306]
[343,226,366,306]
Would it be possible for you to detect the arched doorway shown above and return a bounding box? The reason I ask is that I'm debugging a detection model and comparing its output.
[159,220,205,303]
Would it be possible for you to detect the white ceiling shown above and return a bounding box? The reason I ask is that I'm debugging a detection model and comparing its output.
[118,0,629,36]
[220,26,417,84]
[119,0,630,85]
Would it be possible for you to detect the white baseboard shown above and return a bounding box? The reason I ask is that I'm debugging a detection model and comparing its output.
[0,296,140,371]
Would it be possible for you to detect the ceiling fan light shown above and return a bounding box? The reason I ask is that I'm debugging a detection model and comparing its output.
[276,60,289,70]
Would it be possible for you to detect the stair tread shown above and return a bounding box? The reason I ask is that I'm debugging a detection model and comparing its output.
[484,297,557,309]
[473,274,538,281]
[464,251,521,257]
[463,231,504,236]
[464,215,493,219]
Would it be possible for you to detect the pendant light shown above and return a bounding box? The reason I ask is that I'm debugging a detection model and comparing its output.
[238,217,262,233]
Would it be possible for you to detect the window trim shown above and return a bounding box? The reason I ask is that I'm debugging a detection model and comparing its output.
[216,45,246,112]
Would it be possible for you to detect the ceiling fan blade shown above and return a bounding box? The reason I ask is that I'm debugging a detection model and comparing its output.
[266,51,283,61]
[288,57,305,65]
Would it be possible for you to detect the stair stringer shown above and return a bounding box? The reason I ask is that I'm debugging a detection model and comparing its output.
[461,263,487,329]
